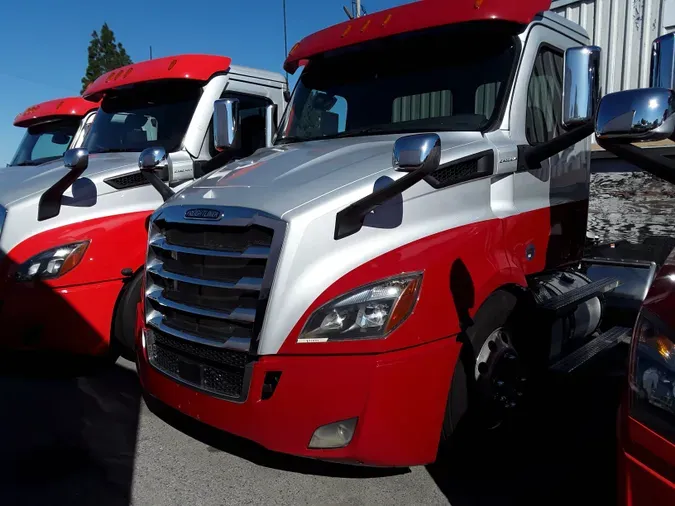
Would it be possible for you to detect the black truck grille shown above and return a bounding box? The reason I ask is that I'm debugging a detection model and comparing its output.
[144,208,284,401]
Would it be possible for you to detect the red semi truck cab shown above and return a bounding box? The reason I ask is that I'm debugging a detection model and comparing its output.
[0,54,287,358]
[8,96,98,168]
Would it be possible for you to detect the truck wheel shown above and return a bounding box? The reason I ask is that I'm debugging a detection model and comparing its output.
[440,290,528,449]
[112,271,143,361]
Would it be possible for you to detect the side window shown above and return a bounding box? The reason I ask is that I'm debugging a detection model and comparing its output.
[526,47,564,145]
[209,92,273,158]
[294,91,347,138]
[392,90,452,123]
[32,133,72,160]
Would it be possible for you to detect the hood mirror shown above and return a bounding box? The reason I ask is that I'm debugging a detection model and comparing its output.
[63,148,89,172]
[562,46,601,129]
[595,88,675,142]
[213,98,240,151]
[393,133,441,174]
[37,148,89,221]
[139,146,168,172]
[138,147,175,202]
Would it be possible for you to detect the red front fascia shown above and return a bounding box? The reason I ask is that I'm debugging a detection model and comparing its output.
[83,54,232,100]
[13,96,100,127]
[0,211,152,355]
[284,0,551,73]
[137,202,579,465]
[139,322,460,466]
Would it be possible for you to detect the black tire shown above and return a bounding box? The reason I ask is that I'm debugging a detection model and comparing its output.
[112,271,143,361]
[440,290,525,451]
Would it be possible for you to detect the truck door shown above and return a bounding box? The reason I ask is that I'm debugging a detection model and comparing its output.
[506,25,591,274]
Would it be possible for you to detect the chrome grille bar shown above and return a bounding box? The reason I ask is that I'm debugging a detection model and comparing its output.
[146,314,251,352]
[146,286,256,323]
[150,236,270,259]
[147,262,263,291]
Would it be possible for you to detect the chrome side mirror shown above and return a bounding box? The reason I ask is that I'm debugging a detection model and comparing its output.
[213,98,240,151]
[392,133,441,174]
[562,46,601,129]
[650,34,675,89]
[265,103,278,147]
[139,147,168,172]
[138,147,174,202]
[595,88,675,142]
[63,148,89,172]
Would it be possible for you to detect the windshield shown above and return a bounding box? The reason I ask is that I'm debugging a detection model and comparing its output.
[9,118,80,166]
[84,81,201,154]
[277,28,518,144]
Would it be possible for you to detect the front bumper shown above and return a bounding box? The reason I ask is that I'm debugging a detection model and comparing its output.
[138,330,460,467]
[0,279,124,356]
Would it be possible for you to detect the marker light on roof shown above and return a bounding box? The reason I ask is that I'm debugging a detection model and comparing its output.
[168,59,178,71]
[124,67,133,78]
[341,25,352,38]
[361,19,371,32]
[475,0,485,8]
[382,14,392,26]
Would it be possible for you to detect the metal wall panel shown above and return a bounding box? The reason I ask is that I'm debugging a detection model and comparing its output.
[551,0,667,93]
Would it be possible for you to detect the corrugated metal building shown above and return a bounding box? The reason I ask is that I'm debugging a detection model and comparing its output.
[551,0,675,93]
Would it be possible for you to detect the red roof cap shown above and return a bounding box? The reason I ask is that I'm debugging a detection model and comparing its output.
[83,54,232,100]
[284,0,551,73]
[13,96,100,128]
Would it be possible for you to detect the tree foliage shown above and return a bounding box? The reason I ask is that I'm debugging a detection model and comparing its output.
[81,23,133,93]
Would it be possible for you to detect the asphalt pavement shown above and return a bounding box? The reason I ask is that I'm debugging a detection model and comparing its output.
[0,352,622,506]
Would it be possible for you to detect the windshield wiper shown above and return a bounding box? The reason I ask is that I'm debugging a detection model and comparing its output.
[274,136,306,146]
[275,127,394,146]
[90,148,141,154]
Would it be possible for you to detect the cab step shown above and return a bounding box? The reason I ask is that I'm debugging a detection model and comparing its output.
[549,326,632,374]
[538,277,620,316]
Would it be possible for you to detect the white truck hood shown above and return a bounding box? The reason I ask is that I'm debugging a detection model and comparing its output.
[0,152,141,208]
[176,132,488,218]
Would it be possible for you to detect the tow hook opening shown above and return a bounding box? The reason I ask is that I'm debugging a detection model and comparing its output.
[261,371,282,400]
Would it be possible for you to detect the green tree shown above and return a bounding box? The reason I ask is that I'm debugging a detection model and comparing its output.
[80,23,133,93]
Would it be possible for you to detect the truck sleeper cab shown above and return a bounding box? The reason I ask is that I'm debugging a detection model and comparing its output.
[0,54,287,358]
[136,0,627,466]
[8,96,98,168]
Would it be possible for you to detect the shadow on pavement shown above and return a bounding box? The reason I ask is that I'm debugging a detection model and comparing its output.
[427,366,624,506]
[0,354,141,506]
[144,394,409,479]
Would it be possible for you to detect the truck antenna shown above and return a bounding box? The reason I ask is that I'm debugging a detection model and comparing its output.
[282,0,288,81]
[149,46,153,60]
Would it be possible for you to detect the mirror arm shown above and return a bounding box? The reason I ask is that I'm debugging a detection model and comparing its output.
[597,139,675,186]
[142,170,175,202]
[517,122,594,172]
[334,167,430,240]
[37,165,88,221]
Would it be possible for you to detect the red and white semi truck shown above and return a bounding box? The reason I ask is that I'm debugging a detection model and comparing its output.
[0,54,287,359]
[8,96,98,168]
[137,0,664,467]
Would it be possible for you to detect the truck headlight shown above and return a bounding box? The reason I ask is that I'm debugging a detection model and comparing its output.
[298,272,422,342]
[15,241,90,281]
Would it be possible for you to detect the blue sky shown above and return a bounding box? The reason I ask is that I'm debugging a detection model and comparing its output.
[0,0,407,165]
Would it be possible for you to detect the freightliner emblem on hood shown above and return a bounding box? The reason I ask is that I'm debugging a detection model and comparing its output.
[184,208,222,220]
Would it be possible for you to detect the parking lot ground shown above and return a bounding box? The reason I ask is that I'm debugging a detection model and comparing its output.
[0,353,623,506]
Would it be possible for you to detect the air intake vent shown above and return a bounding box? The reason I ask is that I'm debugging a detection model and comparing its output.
[105,172,148,190]
[426,150,494,189]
